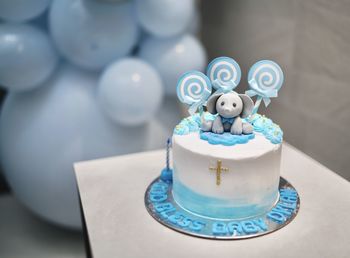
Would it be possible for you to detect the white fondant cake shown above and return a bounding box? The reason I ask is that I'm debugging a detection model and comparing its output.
[172,130,282,219]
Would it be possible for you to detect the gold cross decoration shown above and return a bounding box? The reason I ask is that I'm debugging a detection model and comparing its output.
[209,160,229,186]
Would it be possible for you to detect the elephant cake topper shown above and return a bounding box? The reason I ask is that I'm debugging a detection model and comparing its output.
[176,57,284,117]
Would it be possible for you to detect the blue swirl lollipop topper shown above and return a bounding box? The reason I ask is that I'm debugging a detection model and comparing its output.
[177,71,212,115]
[206,56,241,93]
[246,60,284,114]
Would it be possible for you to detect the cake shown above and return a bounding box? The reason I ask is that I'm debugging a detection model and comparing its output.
[146,57,299,238]
[172,113,282,219]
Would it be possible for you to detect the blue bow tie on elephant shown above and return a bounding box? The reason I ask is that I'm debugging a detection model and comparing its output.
[201,91,254,135]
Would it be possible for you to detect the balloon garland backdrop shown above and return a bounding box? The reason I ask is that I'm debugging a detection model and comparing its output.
[0,0,206,229]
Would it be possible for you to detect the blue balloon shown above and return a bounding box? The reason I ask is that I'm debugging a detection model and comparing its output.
[0,23,58,92]
[49,0,139,70]
[0,64,151,229]
[139,34,207,96]
[0,0,51,22]
[98,58,163,126]
[136,0,195,37]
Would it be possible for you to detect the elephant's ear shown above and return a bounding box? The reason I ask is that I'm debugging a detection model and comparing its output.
[239,94,254,118]
[206,93,223,114]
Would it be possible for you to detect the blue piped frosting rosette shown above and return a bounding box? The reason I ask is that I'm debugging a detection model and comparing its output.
[174,113,216,135]
[174,115,200,135]
[246,114,283,144]
[265,127,283,144]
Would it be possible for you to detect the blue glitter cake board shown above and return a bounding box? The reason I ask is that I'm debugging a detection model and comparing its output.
[145,176,300,240]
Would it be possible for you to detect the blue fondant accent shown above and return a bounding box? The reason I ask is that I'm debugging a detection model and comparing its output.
[150,182,169,203]
[227,222,243,235]
[160,208,176,219]
[267,211,287,224]
[168,211,185,225]
[177,217,192,228]
[280,193,298,204]
[150,188,166,195]
[200,131,255,146]
[167,212,196,229]
[150,193,167,203]
[160,168,173,183]
[277,201,297,210]
[241,220,259,234]
[221,117,235,124]
[189,220,206,232]
[172,176,278,219]
[273,204,293,216]
[212,222,228,235]
[151,182,168,192]
[280,189,298,197]
[266,188,298,224]
[168,212,184,225]
[154,202,174,213]
[253,218,268,231]
[150,194,208,231]
[150,183,167,194]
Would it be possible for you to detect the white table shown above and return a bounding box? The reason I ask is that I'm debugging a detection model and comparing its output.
[74,143,350,258]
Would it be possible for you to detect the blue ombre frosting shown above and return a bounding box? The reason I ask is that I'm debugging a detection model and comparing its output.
[174,113,283,144]
[148,179,298,236]
[172,177,278,219]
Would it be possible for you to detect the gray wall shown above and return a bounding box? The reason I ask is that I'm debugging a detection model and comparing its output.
[201,0,350,180]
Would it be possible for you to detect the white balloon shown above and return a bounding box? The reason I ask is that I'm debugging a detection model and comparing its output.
[0,64,149,229]
[139,34,207,96]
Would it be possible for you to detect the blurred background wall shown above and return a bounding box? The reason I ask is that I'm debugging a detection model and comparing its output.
[201,0,350,181]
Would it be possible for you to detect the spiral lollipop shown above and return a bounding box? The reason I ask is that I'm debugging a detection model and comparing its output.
[246,60,284,114]
[177,71,212,115]
[206,56,241,93]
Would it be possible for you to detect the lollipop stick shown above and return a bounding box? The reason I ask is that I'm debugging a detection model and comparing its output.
[252,96,262,115]
[199,105,203,116]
